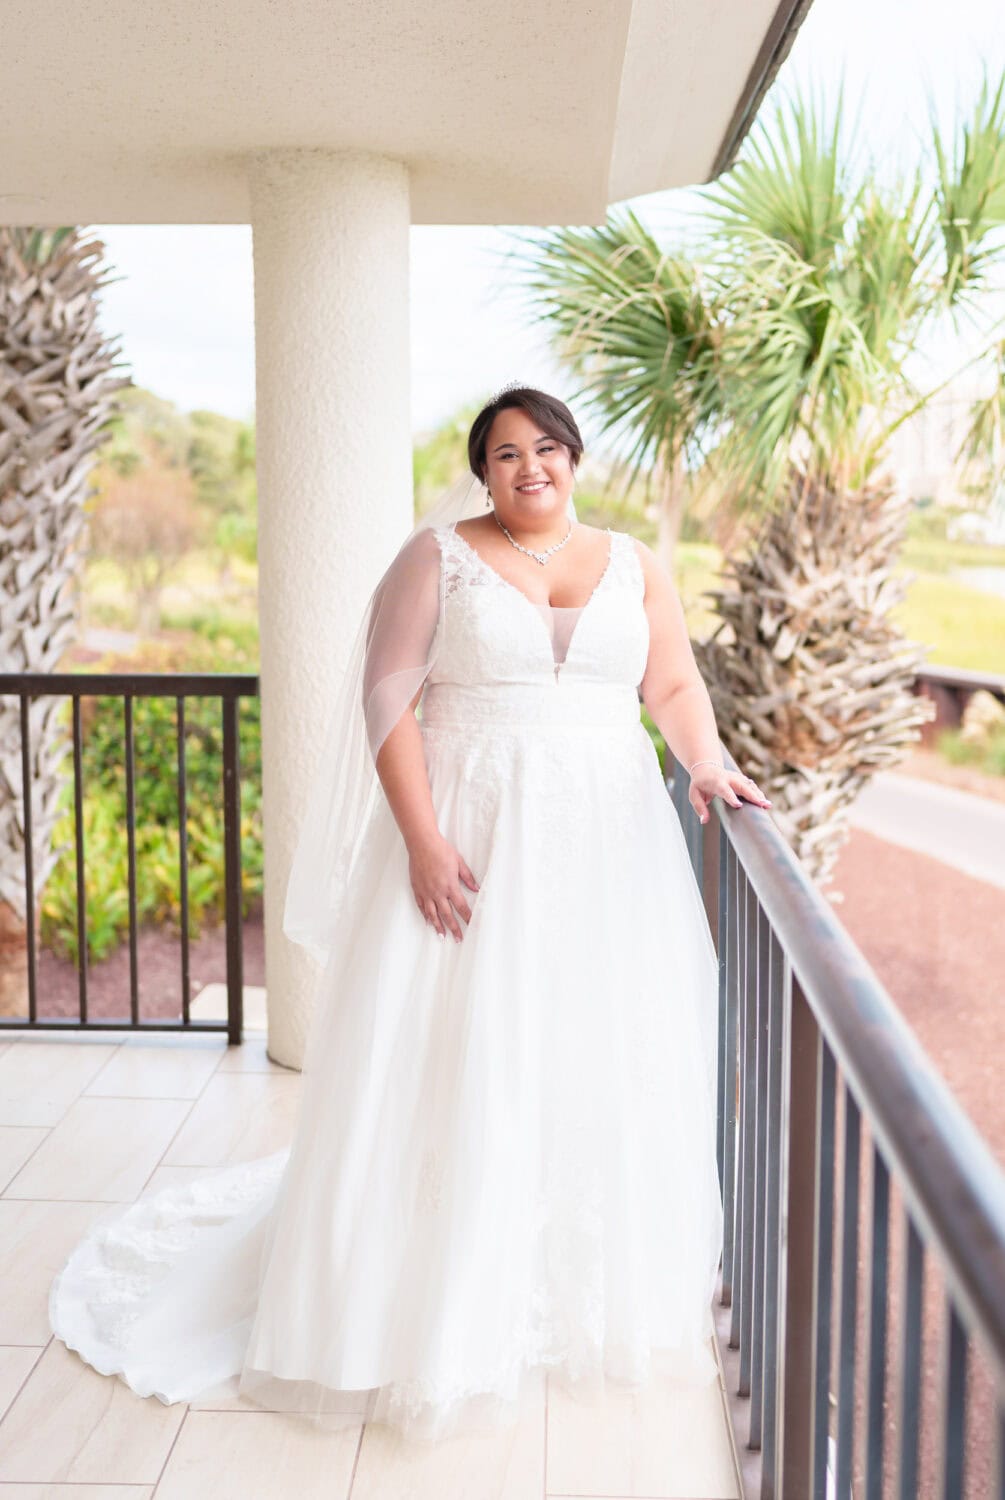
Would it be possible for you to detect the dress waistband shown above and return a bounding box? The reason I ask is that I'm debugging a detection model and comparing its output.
[420,680,642,730]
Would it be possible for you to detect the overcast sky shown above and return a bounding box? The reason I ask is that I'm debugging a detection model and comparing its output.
[91,0,1005,443]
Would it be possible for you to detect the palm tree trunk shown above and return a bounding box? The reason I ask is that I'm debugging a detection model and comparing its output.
[693,462,936,891]
[0,227,129,1015]
[655,443,687,574]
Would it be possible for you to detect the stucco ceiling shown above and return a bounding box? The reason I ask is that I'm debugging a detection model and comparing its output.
[0,0,813,225]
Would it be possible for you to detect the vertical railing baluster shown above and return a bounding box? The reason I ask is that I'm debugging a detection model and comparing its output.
[761,925,784,1498]
[937,1300,968,1500]
[750,899,771,1446]
[779,967,818,1496]
[836,1085,861,1498]
[715,820,729,1200]
[0,673,255,1040]
[176,696,191,1025]
[811,1038,837,1500]
[897,1214,925,1499]
[19,693,38,1023]
[865,1144,890,1500]
[221,693,244,1046]
[71,694,88,1022]
[731,866,749,1347]
[124,693,139,1024]
[722,841,739,1307]
[739,874,759,1396]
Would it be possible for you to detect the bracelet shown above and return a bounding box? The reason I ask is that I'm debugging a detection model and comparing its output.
[688,758,723,776]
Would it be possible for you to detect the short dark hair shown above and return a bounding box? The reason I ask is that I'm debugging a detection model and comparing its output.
[467,386,584,484]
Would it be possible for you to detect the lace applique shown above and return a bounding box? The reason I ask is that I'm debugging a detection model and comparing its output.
[415,1144,445,1213]
[51,1154,287,1353]
[382,1158,636,1429]
[433,525,495,599]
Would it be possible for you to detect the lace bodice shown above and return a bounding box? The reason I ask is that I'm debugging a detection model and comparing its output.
[424,526,650,702]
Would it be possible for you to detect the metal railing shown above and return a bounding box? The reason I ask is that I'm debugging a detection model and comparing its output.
[0,672,259,1044]
[669,750,1005,1498]
[914,665,1005,742]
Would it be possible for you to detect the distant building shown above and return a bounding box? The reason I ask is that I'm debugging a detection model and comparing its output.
[884,376,996,512]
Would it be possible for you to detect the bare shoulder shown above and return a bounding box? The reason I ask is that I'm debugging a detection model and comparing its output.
[454,516,491,541]
[626,535,679,601]
[624,532,659,574]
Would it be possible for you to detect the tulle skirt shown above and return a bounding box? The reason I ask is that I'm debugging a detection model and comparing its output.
[49,699,724,1444]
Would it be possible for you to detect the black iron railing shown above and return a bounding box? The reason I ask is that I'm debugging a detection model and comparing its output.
[0,672,259,1044]
[669,751,1005,1498]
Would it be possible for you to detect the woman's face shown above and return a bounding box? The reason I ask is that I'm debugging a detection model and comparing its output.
[481,407,575,528]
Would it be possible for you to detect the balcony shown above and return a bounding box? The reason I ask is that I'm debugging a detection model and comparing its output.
[1,670,1003,1498]
[0,1020,743,1496]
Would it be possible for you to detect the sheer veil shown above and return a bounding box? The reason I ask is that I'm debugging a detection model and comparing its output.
[281,472,579,974]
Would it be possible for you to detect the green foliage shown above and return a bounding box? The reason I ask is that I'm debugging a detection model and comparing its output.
[641,705,667,776]
[40,639,262,964]
[507,67,1005,522]
[891,570,1005,672]
[88,387,258,587]
[187,408,258,527]
[413,405,483,513]
[936,721,1005,776]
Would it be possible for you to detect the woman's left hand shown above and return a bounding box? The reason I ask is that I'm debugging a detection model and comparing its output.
[689,764,772,825]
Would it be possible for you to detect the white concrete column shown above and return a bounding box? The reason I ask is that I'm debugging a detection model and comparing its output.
[249,148,412,1069]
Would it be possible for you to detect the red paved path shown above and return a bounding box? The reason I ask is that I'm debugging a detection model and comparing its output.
[821,828,1003,1500]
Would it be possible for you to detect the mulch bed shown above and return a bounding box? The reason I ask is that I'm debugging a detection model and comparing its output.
[27,900,265,1022]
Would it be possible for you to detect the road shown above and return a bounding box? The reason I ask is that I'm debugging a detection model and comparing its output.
[848,770,1005,889]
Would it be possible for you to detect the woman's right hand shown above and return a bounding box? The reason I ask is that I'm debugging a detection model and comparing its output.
[408,833,480,942]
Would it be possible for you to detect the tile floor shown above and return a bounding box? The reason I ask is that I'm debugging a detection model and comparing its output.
[0,1002,741,1499]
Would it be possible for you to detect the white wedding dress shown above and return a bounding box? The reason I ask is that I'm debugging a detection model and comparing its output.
[48,523,725,1443]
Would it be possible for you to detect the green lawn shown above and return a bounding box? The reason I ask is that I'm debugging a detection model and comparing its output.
[891,570,1005,672]
[82,532,1005,678]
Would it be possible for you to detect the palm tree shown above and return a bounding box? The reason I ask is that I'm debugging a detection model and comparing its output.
[506,72,1005,888]
[956,338,1005,540]
[0,227,129,1013]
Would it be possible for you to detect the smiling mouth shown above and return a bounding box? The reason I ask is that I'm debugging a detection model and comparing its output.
[516,482,549,492]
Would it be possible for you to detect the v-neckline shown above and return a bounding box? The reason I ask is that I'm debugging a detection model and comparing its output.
[449,525,616,613]
[447,525,617,677]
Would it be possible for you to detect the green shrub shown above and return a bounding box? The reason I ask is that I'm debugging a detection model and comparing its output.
[936,721,1005,777]
[39,638,261,963]
[641,705,667,776]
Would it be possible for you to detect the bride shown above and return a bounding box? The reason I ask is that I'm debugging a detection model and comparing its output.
[48,385,771,1444]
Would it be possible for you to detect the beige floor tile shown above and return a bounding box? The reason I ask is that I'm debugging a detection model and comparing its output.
[162,1072,300,1166]
[140,1162,231,1196]
[187,1382,368,1414]
[84,1036,226,1099]
[0,1340,184,1483]
[190,982,267,1031]
[545,1354,738,1499]
[215,1032,296,1074]
[154,1409,361,1499]
[0,1200,113,1343]
[4,1096,192,1202]
[0,1487,153,1498]
[351,1381,546,1500]
[0,1040,120,1127]
[0,1345,43,1421]
[0,1126,48,1191]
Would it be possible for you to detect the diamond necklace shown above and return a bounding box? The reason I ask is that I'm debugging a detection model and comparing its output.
[492,513,574,566]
